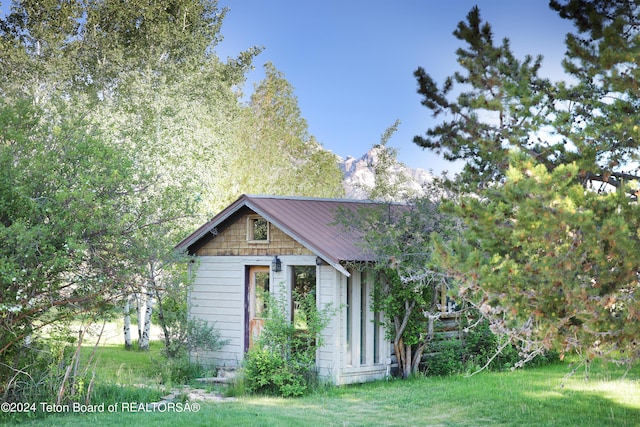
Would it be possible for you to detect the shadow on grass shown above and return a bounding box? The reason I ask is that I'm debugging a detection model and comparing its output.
[6,362,639,426]
[219,363,640,427]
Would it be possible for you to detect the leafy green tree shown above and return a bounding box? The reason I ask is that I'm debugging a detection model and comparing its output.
[415,3,640,364]
[0,0,84,102]
[0,98,151,389]
[0,0,260,364]
[232,62,345,199]
[1,0,260,216]
[0,0,342,371]
[336,126,458,378]
[344,195,457,379]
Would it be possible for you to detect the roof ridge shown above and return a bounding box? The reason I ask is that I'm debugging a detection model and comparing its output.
[243,194,406,205]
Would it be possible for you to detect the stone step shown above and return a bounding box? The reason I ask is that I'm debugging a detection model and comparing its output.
[195,367,236,384]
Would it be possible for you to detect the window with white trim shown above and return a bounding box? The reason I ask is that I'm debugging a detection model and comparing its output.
[346,269,383,367]
[291,265,316,330]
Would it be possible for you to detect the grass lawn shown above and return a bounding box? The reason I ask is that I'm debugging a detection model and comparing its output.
[6,354,639,427]
[83,340,166,385]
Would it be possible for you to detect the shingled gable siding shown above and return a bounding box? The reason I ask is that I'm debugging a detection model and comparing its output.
[195,212,314,257]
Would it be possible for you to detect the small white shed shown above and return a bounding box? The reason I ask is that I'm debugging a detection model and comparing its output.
[175,194,394,385]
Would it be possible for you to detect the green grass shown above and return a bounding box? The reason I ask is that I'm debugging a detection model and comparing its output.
[82,341,165,386]
[7,357,639,426]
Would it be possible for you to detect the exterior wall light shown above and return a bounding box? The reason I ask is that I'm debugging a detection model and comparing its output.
[271,255,282,272]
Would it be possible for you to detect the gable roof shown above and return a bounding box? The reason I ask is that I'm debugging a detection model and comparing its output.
[176,194,403,276]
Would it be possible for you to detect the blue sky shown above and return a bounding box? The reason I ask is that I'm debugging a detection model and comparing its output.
[215,1,575,174]
[0,1,575,175]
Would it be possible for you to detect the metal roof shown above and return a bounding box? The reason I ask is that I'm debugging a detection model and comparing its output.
[176,194,404,276]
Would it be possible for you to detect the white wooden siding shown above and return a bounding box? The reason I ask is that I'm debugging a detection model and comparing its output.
[189,256,244,367]
[316,265,340,383]
[189,255,391,384]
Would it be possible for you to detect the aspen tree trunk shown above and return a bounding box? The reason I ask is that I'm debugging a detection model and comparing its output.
[139,289,154,351]
[123,295,132,349]
[153,286,173,357]
[139,262,158,351]
[136,292,142,343]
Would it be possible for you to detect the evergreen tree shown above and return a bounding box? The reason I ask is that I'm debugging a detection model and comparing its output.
[415,3,640,364]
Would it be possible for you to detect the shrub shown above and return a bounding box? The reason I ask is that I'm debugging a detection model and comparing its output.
[162,318,228,360]
[421,311,560,376]
[154,307,227,387]
[241,287,335,397]
[461,318,521,372]
[243,347,308,397]
[154,356,212,387]
[422,340,465,376]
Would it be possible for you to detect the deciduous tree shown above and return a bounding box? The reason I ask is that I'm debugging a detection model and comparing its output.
[0,99,151,386]
[336,128,458,378]
[232,62,345,199]
[352,197,456,378]
[0,1,259,371]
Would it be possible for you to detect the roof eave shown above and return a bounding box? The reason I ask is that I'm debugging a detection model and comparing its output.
[175,194,250,252]
[176,195,379,277]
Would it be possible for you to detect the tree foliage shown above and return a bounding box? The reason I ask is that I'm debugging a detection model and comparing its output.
[0,98,149,379]
[365,119,420,202]
[232,62,345,199]
[363,197,456,379]
[0,0,260,216]
[0,0,243,397]
[440,154,640,363]
[0,0,348,402]
[336,134,458,378]
[416,3,640,364]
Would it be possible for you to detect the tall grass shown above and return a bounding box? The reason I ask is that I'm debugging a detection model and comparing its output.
[0,341,166,425]
[9,357,639,426]
[84,341,165,385]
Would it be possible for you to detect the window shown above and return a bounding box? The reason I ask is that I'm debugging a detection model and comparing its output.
[346,270,383,367]
[291,266,316,330]
[253,270,270,318]
[247,215,269,242]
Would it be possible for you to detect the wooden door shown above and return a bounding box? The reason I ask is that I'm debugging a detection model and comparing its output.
[247,266,270,349]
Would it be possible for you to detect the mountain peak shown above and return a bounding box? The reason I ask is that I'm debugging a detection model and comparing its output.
[337,147,434,200]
